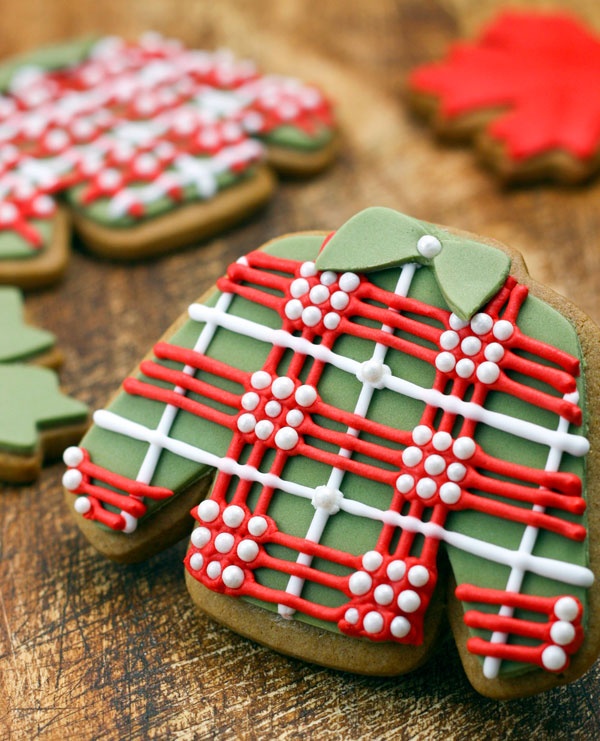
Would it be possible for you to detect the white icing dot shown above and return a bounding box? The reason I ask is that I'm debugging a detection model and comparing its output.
[432,432,452,452]
[98,168,121,189]
[396,474,414,494]
[241,392,260,411]
[206,561,222,579]
[358,359,390,387]
[470,313,493,336]
[362,550,383,572]
[363,611,384,634]
[550,621,576,646]
[121,512,138,534]
[309,284,330,305]
[251,371,271,389]
[476,361,500,385]
[493,319,514,341]
[286,409,304,427]
[0,203,18,223]
[73,496,91,514]
[402,446,423,467]
[453,437,476,460]
[417,234,442,259]
[255,420,274,440]
[302,305,322,327]
[265,400,282,418]
[237,413,257,433]
[349,571,372,596]
[312,485,343,514]
[214,532,235,554]
[330,290,350,310]
[33,195,54,215]
[222,505,245,528]
[63,446,84,467]
[198,499,220,522]
[374,584,394,605]
[390,616,411,638]
[461,336,482,356]
[408,565,430,587]
[320,270,337,286]
[456,358,475,379]
[424,454,446,476]
[439,482,462,504]
[345,607,359,625]
[435,351,456,373]
[285,299,303,320]
[416,478,437,499]
[449,314,469,330]
[412,425,432,446]
[484,342,505,362]
[189,553,204,571]
[290,278,310,297]
[447,462,467,482]
[299,261,317,277]
[274,427,299,451]
[222,565,245,589]
[387,560,406,581]
[554,597,579,622]
[397,590,421,613]
[237,539,260,562]
[295,385,317,407]
[271,377,294,399]
[440,330,460,350]
[339,272,360,292]
[541,645,567,672]
[248,516,268,537]
[191,526,211,548]
[323,312,341,330]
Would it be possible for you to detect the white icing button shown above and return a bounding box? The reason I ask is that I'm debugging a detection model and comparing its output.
[248,516,268,537]
[237,413,256,433]
[416,478,437,499]
[214,532,235,554]
[255,420,274,440]
[320,270,337,286]
[362,550,383,572]
[476,361,500,385]
[449,314,469,331]
[554,596,579,622]
[338,272,360,292]
[312,485,343,514]
[439,482,462,505]
[402,446,423,467]
[265,400,282,418]
[358,359,390,387]
[550,620,576,646]
[323,312,341,330]
[63,469,83,491]
[493,319,514,341]
[432,431,452,452]
[374,584,394,606]
[121,512,138,534]
[390,616,411,639]
[286,409,304,428]
[309,284,330,305]
[299,261,317,277]
[0,203,19,222]
[198,499,220,522]
[412,425,433,446]
[73,496,91,514]
[417,234,442,259]
[251,371,271,390]
[345,607,359,625]
[541,645,567,672]
[222,505,245,528]
[453,437,476,460]
[237,539,260,562]
[387,559,406,581]
[330,290,350,310]
[189,553,204,571]
[484,342,505,362]
[302,305,322,327]
[191,526,212,548]
[435,351,456,373]
[274,427,299,451]
[455,358,475,379]
[271,376,295,399]
[447,462,467,482]
[222,565,245,589]
[408,565,430,587]
[397,589,421,613]
[424,454,446,476]
[396,474,414,494]
[290,278,310,298]
[348,571,372,596]
[285,299,303,320]
[363,611,384,634]
[461,336,482,356]
[470,313,493,335]
[241,392,260,411]
[440,330,460,350]
[295,385,317,407]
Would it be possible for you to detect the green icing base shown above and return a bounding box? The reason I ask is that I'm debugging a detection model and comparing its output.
[262,124,334,152]
[0,287,55,362]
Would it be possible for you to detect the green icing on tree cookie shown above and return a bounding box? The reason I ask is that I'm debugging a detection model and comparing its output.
[0,287,55,363]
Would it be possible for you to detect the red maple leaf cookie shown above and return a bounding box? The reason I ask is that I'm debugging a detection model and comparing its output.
[408,12,600,183]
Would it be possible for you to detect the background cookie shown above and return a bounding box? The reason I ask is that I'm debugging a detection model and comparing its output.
[63,208,599,699]
[407,11,600,183]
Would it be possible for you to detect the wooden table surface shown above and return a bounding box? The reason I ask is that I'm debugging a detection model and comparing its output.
[1,1,600,738]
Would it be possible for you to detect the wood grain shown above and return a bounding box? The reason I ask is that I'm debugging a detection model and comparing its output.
[1,1,600,738]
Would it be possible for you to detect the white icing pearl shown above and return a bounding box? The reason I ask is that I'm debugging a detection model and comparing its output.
[432,431,452,452]
[349,571,372,596]
[453,437,476,460]
[416,478,437,499]
[251,370,271,389]
[241,392,260,411]
[222,565,245,589]
[358,360,390,387]
[374,584,394,605]
[206,560,222,579]
[390,616,411,638]
[330,290,349,310]
[476,361,500,385]
[323,312,341,330]
[237,413,256,433]
[309,284,330,305]
[440,330,460,350]
[237,539,260,562]
[493,319,514,341]
[363,611,384,634]
[189,553,204,571]
[345,608,359,625]
[312,485,343,514]
[435,352,456,373]
[222,505,245,528]
[274,427,299,451]
[121,512,138,534]
[338,272,360,292]
[198,499,220,522]
[439,482,462,504]
[424,454,446,476]
[461,336,482,356]
[386,560,406,581]
[286,409,304,428]
[397,590,421,613]
[73,496,91,514]
[302,306,322,327]
[449,314,469,330]
[447,462,467,482]
[412,425,432,446]
[63,469,83,491]
[0,202,18,223]
[255,420,274,440]
[362,550,383,572]
[417,234,442,259]
[295,385,317,407]
[320,270,337,286]
[550,620,576,646]
[33,195,54,215]
[191,526,211,548]
[98,168,121,189]
[470,313,493,335]
[215,532,235,553]
[290,278,310,297]
[402,446,423,467]
[554,596,579,622]
[300,261,317,277]
[271,376,295,399]
[484,342,505,362]
[456,358,475,378]
[541,645,567,672]
[408,565,430,587]
[265,400,282,417]
[248,516,268,537]
[285,299,303,320]
[396,474,414,494]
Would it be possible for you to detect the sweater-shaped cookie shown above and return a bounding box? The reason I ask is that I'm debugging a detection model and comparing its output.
[63,208,599,698]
